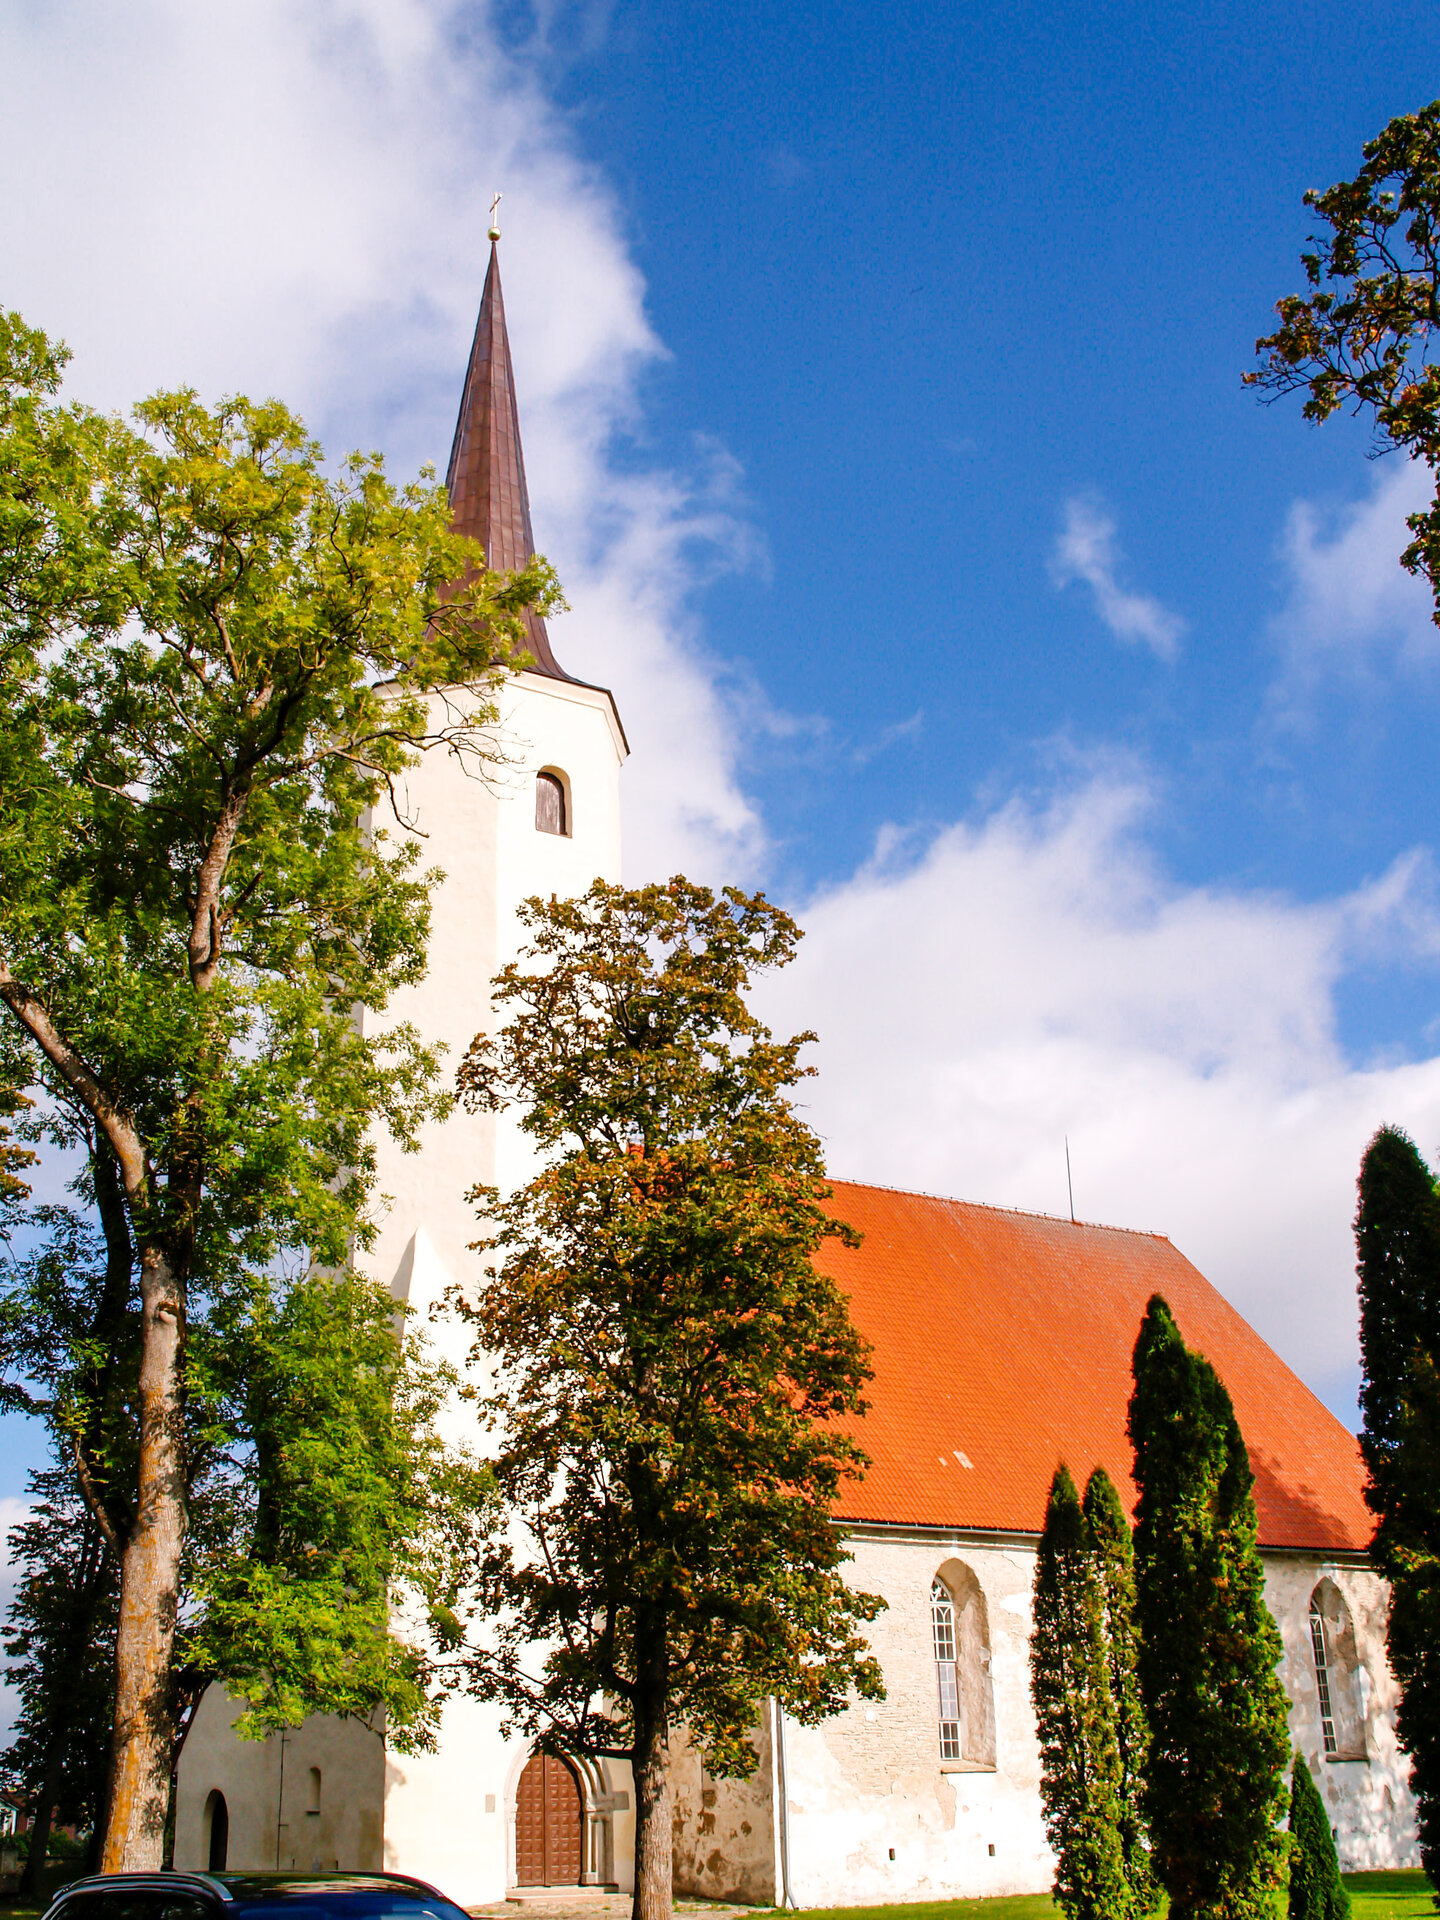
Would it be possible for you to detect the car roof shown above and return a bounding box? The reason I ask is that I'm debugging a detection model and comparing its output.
[47,1873,447,1909]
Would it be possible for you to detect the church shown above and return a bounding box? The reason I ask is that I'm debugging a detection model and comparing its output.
[172,237,1421,1906]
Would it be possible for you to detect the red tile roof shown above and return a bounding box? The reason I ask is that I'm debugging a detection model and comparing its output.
[821,1181,1372,1555]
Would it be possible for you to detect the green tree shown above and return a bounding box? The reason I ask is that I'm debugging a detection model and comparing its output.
[0,1474,119,1887]
[0,307,555,1867]
[455,878,885,1920]
[1128,1294,1291,1920]
[0,1161,488,1870]
[1355,1127,1440,1534]
[191,1265,491,1745]
[1031,1464,1132,1920]
[1287,1752,1350,1920]
[1248,101,1440,619]
[1083,1466,1155,1913]
[1353,1129,1440,1888]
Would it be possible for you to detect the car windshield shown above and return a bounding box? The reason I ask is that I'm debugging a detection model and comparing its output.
[220,1883,470,1920]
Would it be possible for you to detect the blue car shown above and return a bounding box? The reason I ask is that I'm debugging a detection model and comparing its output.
[41,1874,475,1920]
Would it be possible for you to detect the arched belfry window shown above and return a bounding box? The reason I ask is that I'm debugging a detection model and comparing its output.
[535,771,567,836]
[1309,1579,1367,1761]
[931,1563,997,1768]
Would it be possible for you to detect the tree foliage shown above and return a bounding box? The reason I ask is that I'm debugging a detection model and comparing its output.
[1287,1752,1350,1920]
[0,1472,119,1885]
[1355,1127,1440,1534]
[1031,1464,1134,1920]
[1353,1127,1440,1887]
[1083,1467,1155,1914]
[1129,1295,1291,1920]
[0,1158,490,1873]
[0,306,548,1866]
[456,878,884,1920]
[1248,101,1440,618]
[192,1267,491,1747]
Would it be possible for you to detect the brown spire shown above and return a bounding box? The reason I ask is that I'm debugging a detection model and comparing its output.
[446,238,567,679]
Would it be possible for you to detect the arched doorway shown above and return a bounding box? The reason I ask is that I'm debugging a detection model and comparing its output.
[204,1789,229,1871]
[514,1752,582,1886]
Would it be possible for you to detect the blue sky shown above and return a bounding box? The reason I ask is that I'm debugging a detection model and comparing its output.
[3,0,1440,1507]
[551,0,1440,953]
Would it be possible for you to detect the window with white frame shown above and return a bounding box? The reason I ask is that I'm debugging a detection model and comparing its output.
[1310,1597,1337,1755]
[932,1578,961,1760]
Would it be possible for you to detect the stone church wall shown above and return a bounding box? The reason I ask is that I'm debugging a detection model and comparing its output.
[673,1528,1420,1907]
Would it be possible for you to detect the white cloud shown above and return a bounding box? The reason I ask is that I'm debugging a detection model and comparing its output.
[1050,494,1185,661]
[762,774,1440,1418]
[1270,458,1437,706]
[0,0,762,879]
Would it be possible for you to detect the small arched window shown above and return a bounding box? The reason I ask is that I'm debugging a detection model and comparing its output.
[204,1789,229,1871]
[307,1766,322,1815]
[535,771,567,836]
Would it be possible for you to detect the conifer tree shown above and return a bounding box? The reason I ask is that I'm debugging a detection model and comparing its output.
[1287,1752,1350,1920]
[1353,1128,1440,1882]
[1083,1466,1155,1914]
[1355,1126,1440,1536]
[1129,1294,1291,1920]
[1031,1464,1132,1920]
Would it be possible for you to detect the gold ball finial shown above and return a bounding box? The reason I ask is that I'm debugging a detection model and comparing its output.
[488,190,502,243]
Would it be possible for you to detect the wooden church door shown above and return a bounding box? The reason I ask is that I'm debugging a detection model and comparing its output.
[514,1753,583,1885]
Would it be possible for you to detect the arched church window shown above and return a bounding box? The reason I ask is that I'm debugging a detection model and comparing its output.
[931,1562,997,1767]
[931,1578,961,1760]
[536,771,568,836]
[1310,1599,1337,1755]
[1309,1579,1367,1761]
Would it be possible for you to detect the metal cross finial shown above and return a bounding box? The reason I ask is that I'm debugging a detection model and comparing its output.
[488,192,502,242]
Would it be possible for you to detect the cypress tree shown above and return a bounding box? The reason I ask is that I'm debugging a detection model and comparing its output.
[1128,1294,1291,1920]
[1354,1128,1440,1884]
[1031,1464,1133,1920]
[1356,1126,1440,1536]
[1287,1752,1350,1920]
[1083,1466,1156,1914]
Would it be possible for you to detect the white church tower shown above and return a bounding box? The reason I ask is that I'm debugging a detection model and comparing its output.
[173,234,636,1901]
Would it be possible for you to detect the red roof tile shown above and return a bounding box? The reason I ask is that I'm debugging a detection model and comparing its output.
[821,1181,1372,1555]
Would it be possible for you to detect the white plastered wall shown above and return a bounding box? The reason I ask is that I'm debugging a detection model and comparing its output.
[175,668,629,1906]
[1268,1554,1419,1869]
[174,1690,384,1873]
[371,671,627,1902]
[676,1530,1421,1907]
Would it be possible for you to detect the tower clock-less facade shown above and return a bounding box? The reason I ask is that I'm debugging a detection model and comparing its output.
[173,238,638,1900]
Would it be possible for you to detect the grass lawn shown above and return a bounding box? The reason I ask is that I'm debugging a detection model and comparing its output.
[782,1871,1435,1920]
[1346,1871,1437,1920]
[783,1898,1058,1920]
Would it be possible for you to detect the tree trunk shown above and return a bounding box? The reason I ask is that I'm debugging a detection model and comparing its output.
[630,1630,672,1920]
[100,1241,187,1871]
